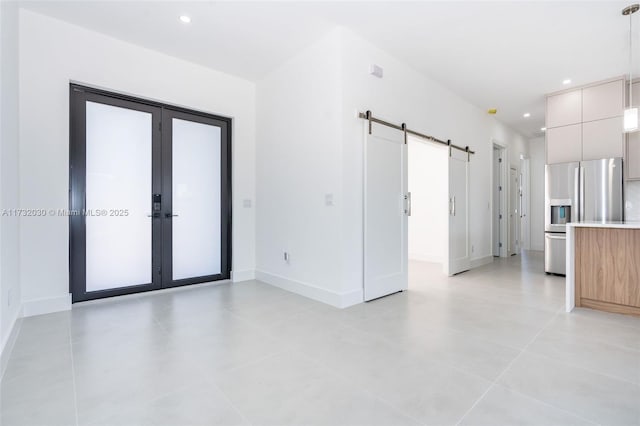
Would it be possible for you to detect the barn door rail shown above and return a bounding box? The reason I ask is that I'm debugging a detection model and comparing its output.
[359,110,474,159]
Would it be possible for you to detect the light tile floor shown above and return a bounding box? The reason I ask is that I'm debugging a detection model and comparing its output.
[1,252,639,425]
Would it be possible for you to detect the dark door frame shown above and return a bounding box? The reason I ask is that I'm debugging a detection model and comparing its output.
[160,108,231,289]
[69,84,232,303]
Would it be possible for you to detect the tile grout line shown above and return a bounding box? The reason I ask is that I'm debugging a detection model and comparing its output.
[490,383,602,426]
[455,305,610,426]
[519,309,640,388]
[490,305,606,426]
[201,378,255,426]
[560,313,640,350]
[454,307,564,426]
[288,323,492,425]
[289,348,427,426]
[149,306,271,425]
[524,347,640,388]
[193,349,296,426]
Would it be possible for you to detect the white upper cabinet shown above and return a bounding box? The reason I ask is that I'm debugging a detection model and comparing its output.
[582,80,624,122]
[626,130,640,180]
[625,82,640,180]
[546,90,582,128]
[546,124,582,164]
[582,117,624,161]
[546,78,626,165]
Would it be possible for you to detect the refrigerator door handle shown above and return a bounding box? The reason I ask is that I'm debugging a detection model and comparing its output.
[574,166,580,223]
[579,166,585,222]
[545,234,566,240]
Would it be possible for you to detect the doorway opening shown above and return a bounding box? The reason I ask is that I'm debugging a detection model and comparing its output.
[492,143,507,257]
[69,84,232,302]
[408,135,448,267]
[362,113,473,301]
[519,157,531,251]
[509,166,520,256]
[406,134,469,292]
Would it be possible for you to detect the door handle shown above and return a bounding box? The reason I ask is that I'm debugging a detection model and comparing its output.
[574,166,579,222]
[546,234,566,240]
[404,192,412,216]
[147,213,160,218]
[579,166,584,222]
[452,196,456,216]
[165,213,179,218]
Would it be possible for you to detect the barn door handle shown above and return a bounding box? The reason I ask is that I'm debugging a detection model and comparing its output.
[404,193,412,216]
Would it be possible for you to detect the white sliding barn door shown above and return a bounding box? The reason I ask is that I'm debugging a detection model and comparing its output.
[364,122,408,301]
[446,148,470,276]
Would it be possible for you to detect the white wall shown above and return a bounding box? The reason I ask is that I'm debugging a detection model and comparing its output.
[340,28,528,295]
[256,27,529,306]
[1,0,22,361]
[529,136,545,251]
[18,10,256,315]
[255,29,350,306]
[408,137,447,263]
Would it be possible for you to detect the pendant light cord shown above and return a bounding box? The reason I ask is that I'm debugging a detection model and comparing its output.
[631,10,634,108]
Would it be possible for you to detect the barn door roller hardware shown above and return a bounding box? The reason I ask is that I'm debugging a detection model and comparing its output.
[360,111,475,158]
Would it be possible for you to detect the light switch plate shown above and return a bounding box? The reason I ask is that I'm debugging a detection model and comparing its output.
[325,193,334,206]
[243,199,252,208]
[369,64,383,78]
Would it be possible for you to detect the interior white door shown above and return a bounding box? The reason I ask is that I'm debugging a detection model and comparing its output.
[520,159,530,251]
[446,148,470,276]
[364,122,408,301]
[509,167,519,256]
[492,147,501,256]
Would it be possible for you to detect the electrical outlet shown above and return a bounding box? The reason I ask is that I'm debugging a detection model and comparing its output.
[471,245,475,253]
[7,288,12,307]
[283,251,290,263]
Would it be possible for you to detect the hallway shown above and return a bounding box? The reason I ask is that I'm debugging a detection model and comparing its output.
[1,253,639,425]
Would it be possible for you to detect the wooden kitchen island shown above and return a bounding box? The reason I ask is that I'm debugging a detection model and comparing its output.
[566,222,640,316]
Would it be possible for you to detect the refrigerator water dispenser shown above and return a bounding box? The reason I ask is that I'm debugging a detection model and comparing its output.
[550,205,571,225]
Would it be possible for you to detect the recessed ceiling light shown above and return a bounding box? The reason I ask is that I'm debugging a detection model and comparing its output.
[179,15,191,24]
[562,79,572,85]
[541,127,547,131]
[523,113,531,118]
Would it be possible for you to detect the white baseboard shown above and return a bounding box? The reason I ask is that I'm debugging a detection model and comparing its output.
[470,255,494,269]
[22,294,71,318]
[409,253,443,263]
[231,269,255,283]
[0,309,22,379]
[255,270,362,308]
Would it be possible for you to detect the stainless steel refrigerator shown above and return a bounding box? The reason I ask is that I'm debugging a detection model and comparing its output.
[544,158,624,275]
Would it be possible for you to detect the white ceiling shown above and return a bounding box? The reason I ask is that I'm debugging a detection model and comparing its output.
[19,0,639,137]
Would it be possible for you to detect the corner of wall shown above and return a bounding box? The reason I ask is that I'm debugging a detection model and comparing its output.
[255,270,362,308]
[232,269,256,282]
[0,303,22,378]
[470,255,494,269]
[21,294,71,318]
[1,0,23,367]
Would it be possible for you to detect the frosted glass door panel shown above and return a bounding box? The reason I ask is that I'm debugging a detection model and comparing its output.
[172,118,221,280]
[85,101,152,292]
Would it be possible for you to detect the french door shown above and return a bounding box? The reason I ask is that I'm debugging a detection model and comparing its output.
[69,84,231,302]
